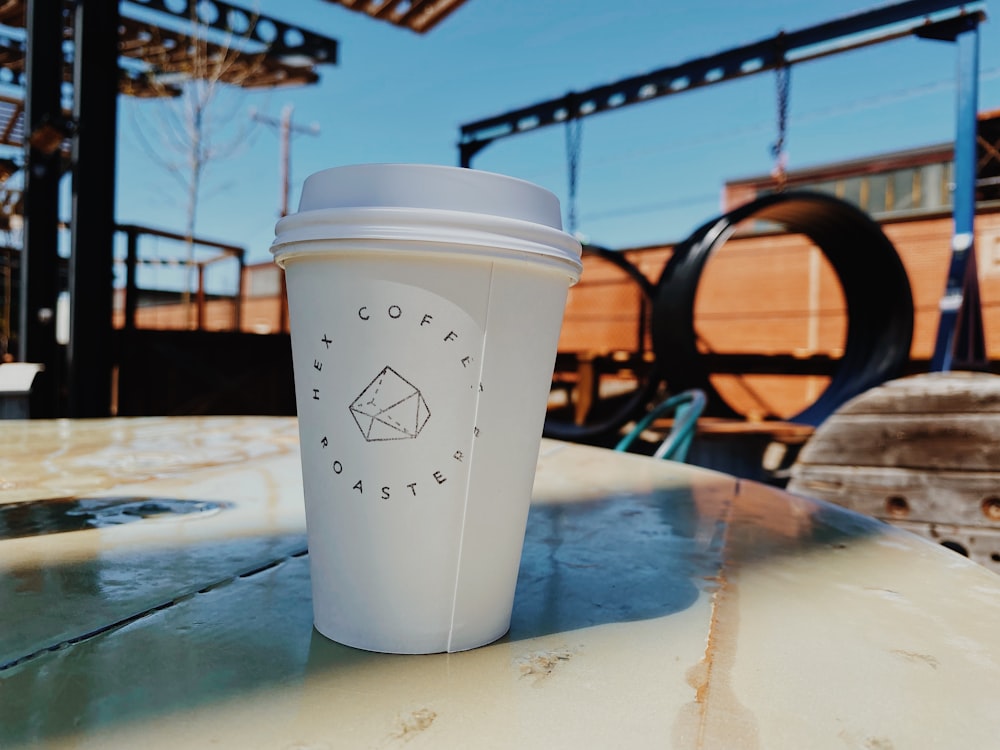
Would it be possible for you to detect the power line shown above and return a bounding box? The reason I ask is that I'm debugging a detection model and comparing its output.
[580,193,718,223]
[249,104,320,217]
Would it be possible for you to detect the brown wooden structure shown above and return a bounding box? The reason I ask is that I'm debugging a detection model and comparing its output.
[549,112,1000,428]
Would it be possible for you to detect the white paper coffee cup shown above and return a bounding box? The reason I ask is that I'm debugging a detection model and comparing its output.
[272,164,582,653]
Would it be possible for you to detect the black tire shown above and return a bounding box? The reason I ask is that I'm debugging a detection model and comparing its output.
[652,191,913,426]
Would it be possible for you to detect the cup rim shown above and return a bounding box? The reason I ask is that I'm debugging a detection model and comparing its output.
[271,206,583,277]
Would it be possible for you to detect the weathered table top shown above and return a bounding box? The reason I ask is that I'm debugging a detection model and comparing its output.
[2,416,999,749]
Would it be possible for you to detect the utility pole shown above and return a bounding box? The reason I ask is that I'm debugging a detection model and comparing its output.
[250,104,320,217]
[250,104,319,332]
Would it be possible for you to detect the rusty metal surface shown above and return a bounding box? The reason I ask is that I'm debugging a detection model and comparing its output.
[2,417,1000,748]
[321,0,469,33]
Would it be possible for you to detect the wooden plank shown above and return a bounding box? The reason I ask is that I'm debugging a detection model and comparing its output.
[795,412,1000,471]
[833,371,1000,415]
[788,463,1000,529]
[787,371,1000,573]
[889,518,1000,567]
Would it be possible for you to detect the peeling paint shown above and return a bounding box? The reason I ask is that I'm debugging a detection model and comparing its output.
[891,650,939,670]
[391,708,437,741]
[864,737,895,750]
[514,646,575,684]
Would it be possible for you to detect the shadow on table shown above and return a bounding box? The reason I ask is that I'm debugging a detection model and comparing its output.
[508,487,713,640]
[509,475,889,640]
[0,480,887,748]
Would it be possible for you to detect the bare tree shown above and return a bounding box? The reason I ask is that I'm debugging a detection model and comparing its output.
[124,10,266,324]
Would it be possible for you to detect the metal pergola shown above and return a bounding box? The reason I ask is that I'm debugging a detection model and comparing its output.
[7,0,468,418]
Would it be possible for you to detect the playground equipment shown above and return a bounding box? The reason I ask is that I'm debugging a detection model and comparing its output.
[653,191,914,427]
[459,0,985,441]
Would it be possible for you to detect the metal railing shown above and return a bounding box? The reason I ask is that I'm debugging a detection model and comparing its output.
[115,224,246,333]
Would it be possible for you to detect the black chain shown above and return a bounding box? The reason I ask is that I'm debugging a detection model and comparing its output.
[565,117,583,234]
[771,62,790,190]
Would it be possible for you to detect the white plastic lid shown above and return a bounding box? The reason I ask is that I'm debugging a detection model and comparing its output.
[298,163,562,226]
[271,164,582,276]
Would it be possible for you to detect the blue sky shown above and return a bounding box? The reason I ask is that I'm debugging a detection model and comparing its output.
[115,0,1000,268]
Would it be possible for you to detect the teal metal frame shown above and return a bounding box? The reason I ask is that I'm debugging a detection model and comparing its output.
[614,389,707,463]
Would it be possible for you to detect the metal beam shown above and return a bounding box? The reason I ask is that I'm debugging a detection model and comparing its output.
[930,18,985,371]
[19,0,65,417]
[67,0,120,417]
[458,0,986,166]
[124,0,337,61]
[0,1,338,97]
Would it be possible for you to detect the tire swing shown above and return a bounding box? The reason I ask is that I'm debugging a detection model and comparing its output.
[543,244,661,443]
[651,191,914,426]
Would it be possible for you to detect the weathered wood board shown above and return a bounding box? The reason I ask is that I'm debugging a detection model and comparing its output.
[788,371,1000,571]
